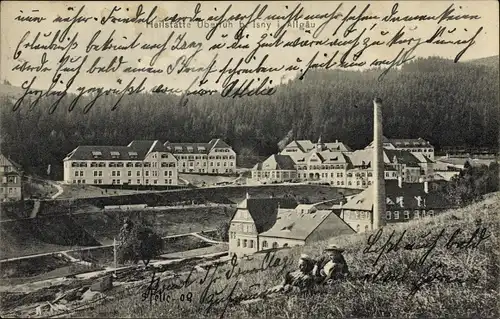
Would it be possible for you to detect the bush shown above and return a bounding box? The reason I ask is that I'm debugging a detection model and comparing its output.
[116,218,163,266]
[442,161,499,207]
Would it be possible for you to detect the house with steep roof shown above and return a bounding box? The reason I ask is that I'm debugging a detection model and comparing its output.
[228,195,355,257]
[164,138,236,174]
[0,153,23,202]
[63,140,178,186]
[340,180,453,233]
[365,136,435,160]
[228,195,298,257]
[259,205,355,250]
[251,154,297,183]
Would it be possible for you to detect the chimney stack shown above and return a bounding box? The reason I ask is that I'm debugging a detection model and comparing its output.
[424,181,429,193]
[246,192,250,199]
[373,98,386,229]
[398,175,403,188]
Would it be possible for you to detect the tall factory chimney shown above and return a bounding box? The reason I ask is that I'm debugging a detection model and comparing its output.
[373,97,386,229]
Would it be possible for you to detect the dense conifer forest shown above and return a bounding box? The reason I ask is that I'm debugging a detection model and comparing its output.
[1,56,498,179]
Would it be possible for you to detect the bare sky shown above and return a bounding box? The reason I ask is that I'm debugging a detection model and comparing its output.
[1,1,498,94]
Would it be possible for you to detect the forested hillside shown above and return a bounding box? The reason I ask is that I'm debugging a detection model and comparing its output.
[1,56,498,179]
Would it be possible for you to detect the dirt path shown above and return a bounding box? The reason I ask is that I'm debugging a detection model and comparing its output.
[50,181,64,199]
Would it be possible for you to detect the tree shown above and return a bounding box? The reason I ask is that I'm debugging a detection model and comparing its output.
[117,218,163,266]
[216,221,230,242]
[442,161,499,207]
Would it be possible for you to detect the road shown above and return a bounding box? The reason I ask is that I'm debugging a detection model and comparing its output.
[50,181,64,199]
[0,229,217,263]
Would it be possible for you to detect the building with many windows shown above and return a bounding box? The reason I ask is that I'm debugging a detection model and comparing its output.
[251,137,436,189]
[340,179,453,233]
[365,136,435,160]
[63,140,178,186]
[164,139,236,174]
[0,153,23,202]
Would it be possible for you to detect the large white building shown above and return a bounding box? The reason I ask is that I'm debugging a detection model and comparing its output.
[164,139,236,174]
[251,138,436,189]
[63,140,178,186]
[365,136,435,160]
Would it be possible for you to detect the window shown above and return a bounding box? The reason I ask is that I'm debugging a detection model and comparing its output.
[74,171,78,177]
[136,171,140,176]
[404,211,410,219]
[414,210,420,219]
[112,171,116,177]
[243,239,247,248]
[283,243,288,247]
[356,224,360,232]
[237,239,240,247]
[386,211,392,220]
[393,211,400,219]
[428,210,434,217]
[272,242,278,249]
[145,171,149,177]
[128,171,131,176]
[249,240,254,248]
[116,171,121,177]
[365,225,369,232]
[262,241,268,248]
[137,179,141,184]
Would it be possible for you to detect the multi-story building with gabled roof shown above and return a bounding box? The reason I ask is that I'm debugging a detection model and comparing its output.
[251,137,436,189]
[63,140,178,186]
[164,138,236,174]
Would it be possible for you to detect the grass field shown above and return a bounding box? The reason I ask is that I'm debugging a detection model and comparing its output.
[78,192,500,318]
[66,235,214,266]
[71,206,234,244]
[0,216,101,259]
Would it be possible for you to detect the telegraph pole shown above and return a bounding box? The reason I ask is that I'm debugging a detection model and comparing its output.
[113,237,117,276]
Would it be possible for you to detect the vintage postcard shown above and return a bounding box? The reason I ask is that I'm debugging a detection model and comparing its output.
[0,1,498,318]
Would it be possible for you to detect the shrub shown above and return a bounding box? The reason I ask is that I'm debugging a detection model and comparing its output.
[116,218,163,266]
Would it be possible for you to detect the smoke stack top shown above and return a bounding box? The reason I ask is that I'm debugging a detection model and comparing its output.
[374,97,382,105]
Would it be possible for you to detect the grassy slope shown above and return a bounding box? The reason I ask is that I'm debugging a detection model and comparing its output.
[81,193,499,318]
[71,206,234,244]
[0,216,102,259]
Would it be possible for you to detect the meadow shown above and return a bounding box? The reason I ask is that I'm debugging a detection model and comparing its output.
[78,192,500,318]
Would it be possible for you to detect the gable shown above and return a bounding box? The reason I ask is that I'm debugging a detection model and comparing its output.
[306,212,356,242]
